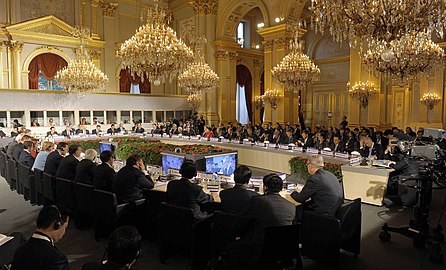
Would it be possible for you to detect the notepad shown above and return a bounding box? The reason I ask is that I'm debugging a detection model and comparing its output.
[0,234,13,246]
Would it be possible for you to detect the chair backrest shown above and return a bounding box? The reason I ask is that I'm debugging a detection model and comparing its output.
[7,158,17,181]
[17,162,31,189]
[75,182,94,215]
[42,172,55,202]
[212,211,237,256]
[55,177,75,210]
[34,168,43,193]
[159,202,195,246]
[336,198,361,254]
[92,189,118,224]
[0,150,6,177]
[260,224,300,264]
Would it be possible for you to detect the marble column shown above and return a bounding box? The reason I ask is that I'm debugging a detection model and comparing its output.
[7,41,23,89]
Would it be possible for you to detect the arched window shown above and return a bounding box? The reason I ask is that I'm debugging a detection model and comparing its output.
[236,65,253,124]
[119,69,151,94]
[28,53,67,90]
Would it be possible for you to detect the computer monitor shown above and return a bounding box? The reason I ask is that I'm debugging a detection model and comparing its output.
[161,153,185,174]
[99,142,115,153]
[205,152,237,176]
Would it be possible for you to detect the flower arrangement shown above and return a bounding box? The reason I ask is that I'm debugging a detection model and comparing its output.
[67,140,101,152]
[289,156,343,183]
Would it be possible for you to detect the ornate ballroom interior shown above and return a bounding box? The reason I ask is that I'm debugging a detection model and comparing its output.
[0,0,445,130]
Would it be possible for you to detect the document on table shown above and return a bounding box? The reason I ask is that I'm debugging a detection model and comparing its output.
[0,234,13,246]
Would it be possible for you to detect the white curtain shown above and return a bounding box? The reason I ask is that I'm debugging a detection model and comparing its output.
[236,83,249,124]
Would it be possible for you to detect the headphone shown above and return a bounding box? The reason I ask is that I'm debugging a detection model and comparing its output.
[48,205,63,230]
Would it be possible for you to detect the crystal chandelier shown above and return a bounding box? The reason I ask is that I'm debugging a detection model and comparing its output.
[262,89,283,110]
[420,93,441,110]
[187,92,203,112]
[310,0,446,49]
[253,95,264,110]
[117,0,194,86]
[271,21,320,91]
[363,31,445,85]
[347,81,378,108]
[56,27,108,94]
[178,36,219,94]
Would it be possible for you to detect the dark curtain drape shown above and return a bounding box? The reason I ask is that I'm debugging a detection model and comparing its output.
[260,71,265,123]
[119,69,151,93]
[28,53,68,89]
[236,65,253,122]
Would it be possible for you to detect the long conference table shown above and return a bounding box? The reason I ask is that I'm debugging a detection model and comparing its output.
[53,135,392,206]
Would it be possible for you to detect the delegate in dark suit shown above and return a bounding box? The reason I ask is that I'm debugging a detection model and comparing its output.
[112,165,154,203]
[93,163,116,191]
[10,237,68,270]
[44,151,64,176]
[332,142,345,153]
[55,155,79,180]
[19,150,35,168]
[219,184,258,214]
[166,177,213,219]
[361,143,384,159]
[6,140,18,157]
[291,169,344,217]
[61,129,75,137]
[12,143,24,160]
[132,127,145,133]
[74,159,96,184]
[229,192,296,266]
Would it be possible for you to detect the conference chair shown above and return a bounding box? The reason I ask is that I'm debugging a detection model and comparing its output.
[17,162,35,204]
[211,211,237,258]
[42,172,56,204]
[143,189,168,241]
[33,168,44,205]
[74,182,94,229]
[0,149,6,178]
[300,198,362,264]
[55,177,76,211]
[6,158,18,191]
[159,202,213,270]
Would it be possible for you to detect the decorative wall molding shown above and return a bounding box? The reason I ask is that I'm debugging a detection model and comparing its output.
[275,37,289,50]
[216,51,229,60]
[262,40,274,51]
[100,1,118,17]
[190,0,218,15]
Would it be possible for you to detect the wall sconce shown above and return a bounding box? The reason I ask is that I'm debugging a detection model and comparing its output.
[420,93,441,110]
[262,89,283,110]
[347,81,378,108]
[253,95,264,110]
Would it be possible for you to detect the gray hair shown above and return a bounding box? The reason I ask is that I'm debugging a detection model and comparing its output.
[84,149,98,161]
[307,154,324,167]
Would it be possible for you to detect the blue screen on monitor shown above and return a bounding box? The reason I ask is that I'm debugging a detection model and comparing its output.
[205,153,237,175]
[99,142,113,153]
[162,154,185,174]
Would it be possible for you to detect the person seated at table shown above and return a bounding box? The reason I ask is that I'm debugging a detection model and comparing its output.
[169,123,179,135]
[55,144,82,180]
[360,136,384,159]
[331,134,345,153]
[107,124,119,134]
[11,205,70,270]
[202,126,214,139]
[281,129,295,145]
[61,125,75,137]
[182,125,196,137]
[44,142,68,176]
[10,126,19,137]
[74,149,97,185]
[76,124,90,135]
[219,165,258,214]
[91,125,101,135]
[80,226,142,270]
[297,130,314,149]
[291,154,344,217]
[151,123,161,134]
[166,160,215,219]
[18,141,36,168]
[12,135,33,161]
[47,126,58,137]
[32,141,55,172]
[228,174,296,268]
[92,117,98,125]
[132,122,145,133]
[113,154,154,203]
[93,150,116,191]
[224,127,237,140]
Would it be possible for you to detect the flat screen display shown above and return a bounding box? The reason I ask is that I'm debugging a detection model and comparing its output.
[99,142,115,153]
[162,153,185,174]
[205,153,237,176]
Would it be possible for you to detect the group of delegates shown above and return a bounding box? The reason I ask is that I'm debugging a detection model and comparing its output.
[46,121,147,138]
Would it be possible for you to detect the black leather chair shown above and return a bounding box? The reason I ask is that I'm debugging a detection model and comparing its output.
[33,168,44,205]
[0,149,6,178]
[159,202,213,270]
[211,211,236,258]
[74,182,94,228]
[55,177,75,211]
[92,189,134,240]
[42,172,56,204]
[6,159,17,191]
[17,162,35,204]
[301,198,362,264]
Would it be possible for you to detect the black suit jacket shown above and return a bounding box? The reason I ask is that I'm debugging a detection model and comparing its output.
[230,193,296,265]
[74,159,96,184]
[91,129,101,135]
[44,151,64,176]
[219,184,258,214]
[107,128,119,134]
[93,163,116,191]
[166,177,213,219]
[6,140,18,157]
[61,129,75,137]
[55,154,79,180]
[132,127,145,133]
[12,143,24,160]
[332,142,345,153]
[112,165,154,203]
[345,138,359,153]
[18,150,35,168]
[47,131,58,137]
[361,143,384,159]
[11,237,68,270]
[291,169,344,216]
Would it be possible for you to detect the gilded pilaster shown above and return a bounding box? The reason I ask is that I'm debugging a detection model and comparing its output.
[101,2,118,17]
[90,0,100,39]
[6,41,23,89]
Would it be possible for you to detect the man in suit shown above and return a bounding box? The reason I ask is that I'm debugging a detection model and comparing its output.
[11,205,70,270]
[361,136,384,159]
[113,154,154,203]
[55,144,82,180]
[93,150,116,191]
[291,154,344,217]
[18,141,36,167]
[12,135,33,161]
[91,125,101,135]
[229,174,296,267]
[80,226,142,270]
[107,124,120,134]
[220,165,258,214]
[6,134,20,157]
[61,125,75,137]
[44,142,68,176]
[166,160,215,219]
[297,130,314,149]
[74,149,97,184]
[76,124,90,135]
[46,126,58,137]
[331,134,345,153]
[132,122,145,133]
